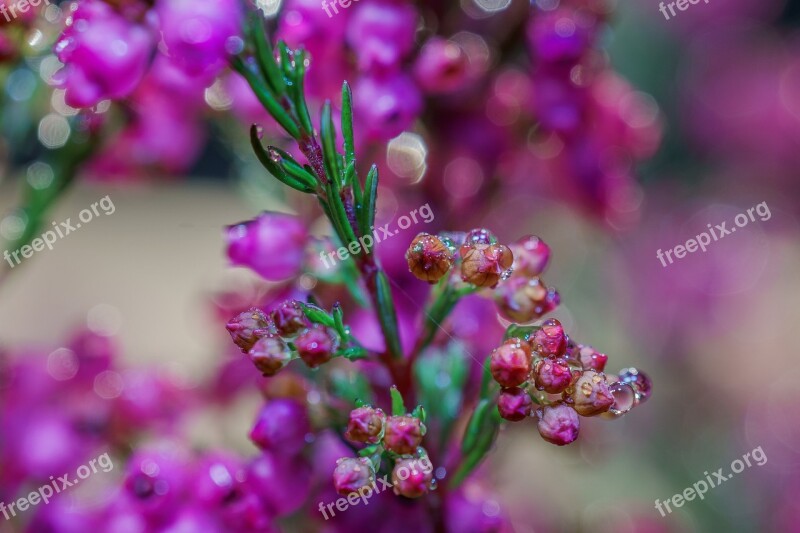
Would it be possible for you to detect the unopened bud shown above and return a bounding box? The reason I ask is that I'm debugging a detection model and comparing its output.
[295,325,338,368]
[489,338,532,388]
[509,235,551,277]
[495,277,559,323]
[248,335,292,376]
[406,233,454,283]
[392,456,433,498]
[333,457,375,495]
[345,406,386,444]
[497,387,533,421]
[383,415,424,455]
[578,345,608,372]
[461,243,513,288]
[531,318,567,357]
[270,301,309,336]
[537,404,580,446]
[533,358,573,394]
[226,308,271,353]
[569,371,614,416]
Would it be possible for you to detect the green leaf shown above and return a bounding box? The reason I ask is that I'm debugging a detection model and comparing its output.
[269,147,317,189]
[231,57,299,139]
[390,386,406,416]
[411,405,427,423]
[299,303,335,327]
[249,16,285,97]
[359,164,378,238]
[461,398,491,454]
[338,347,368,360]
[292,49,314,135]
[341,82,355,167]
[358,444,380,457]
[320,101,342,184]
[330,369,375,406]
[249,126,314,193]
[375,271,403,359]
[332,303,347,338]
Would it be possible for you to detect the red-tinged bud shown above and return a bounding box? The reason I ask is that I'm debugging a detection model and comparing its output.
[533,358,573,394]
[496,277,559,323]
[248,335,292,376]
[618,368,652,404]
[490,338,532,388]
[383,415,424,455]
[345,406,386,444]
[458,228,497,257]
[406,233,454,283]
[537,404,579,446]
[531,319,567,357]
[295,325,338,368]
[509,235,551,277]
[578,345,608,372]
[271,301,309,337]
[569,371,614,416]
[333,457,375,496]
[392,456,433,498]
[226,308,270,353]
[461,243,513,288]
[497,387,533,421]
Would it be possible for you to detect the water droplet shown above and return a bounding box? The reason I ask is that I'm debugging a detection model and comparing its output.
[500,268,513,281]
[603,381,636,419]
[225,36,245,55]
[255,125,264,139]
[618,367,652,405]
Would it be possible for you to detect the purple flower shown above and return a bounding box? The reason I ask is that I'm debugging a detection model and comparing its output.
[537,404,579,446]
[249,399,310,456]
[509,235,551,278]
[354,73,422,141]
[225,212,309,281]
[248,335,293,376]
[533,358,573,394]
[53,0,154,107]
[226,308,271,353]
[249,452,311,516]
[490,338,532,388]
[531,318,567,358]
[123,446,190,525]
[526,7,594,65]
[157,0,243,77]
[413,37,470,95]
[296,325,338,368]
[383,415,424,455]
[270,300,310,336]
[570,370,614,416]
[347,1,417,72]
[345,406,386,444]
[392,456,433,498]
[577,344,608,372]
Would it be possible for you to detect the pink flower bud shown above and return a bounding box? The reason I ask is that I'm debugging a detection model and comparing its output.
[490,338,532,388]
[458,228,497,258]
[249,400,310,456]
[383,415,424,455]
[248,335,292,376]
[333,457,375,496]
[531,318,567,357]
[406,233,454,283]
[537,404,580,446]
[414,37,470,95]
[461,243,514,288]
[345,406,386,444]
[496,277,559,323]
[509,235,551,277]
[569,371,614,416]
[226,308,270,353]
[533,358,573,394]
[392,456,433,498]
[578,345,608,372]
[226,213,308,281]
[497,387,532,421]
[295,325,338,368]
[270,301,310,337]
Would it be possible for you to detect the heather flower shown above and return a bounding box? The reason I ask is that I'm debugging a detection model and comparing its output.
[225,213,309,281]
[497,387,533,421]
[392,456,433,498]
[333,457,375,495]
[383,415,425,455]
[249,452,312,516]
[354,73,422,141]
[495,277,559,323]
[157,0,243,78]
[531,318,567,357]
[537,404,580,446]
[346,2,418,71]
[533,358,573,394]
[569,370,614,416]
[509,235,551,278]
[406,233,454,283]
[345,406,386,444]
[526,7,593,65]
[270,300,310,336]
[578,344,608,372]
[414,37,470,95]
[226,308,270,353]
[249,399,310,456]
[295,324,338,368]
[458,228,497,257]
[194,453,246,506]
[461,243,514,288]
[490,338,532,388]
[248,335,293,376]
[124,447,189,524]
[53,0,154,107]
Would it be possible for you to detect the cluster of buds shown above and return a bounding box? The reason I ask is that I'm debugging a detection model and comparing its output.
[225,300,340,376]
[490,319,651,445]
[334,404,434,499]
[406,229,514,288]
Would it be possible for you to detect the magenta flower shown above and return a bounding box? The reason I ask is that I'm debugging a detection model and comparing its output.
[509,235,551,278]
[249,399,310,456]
[570,371,614,417]
[345,406,386,444]
[157,0,243,78]
[533,358,573,394]
[497,387,533,421]
[225,213,309,281]
[295,324,338,368]
[123,446,190,525]
[392,456,433,498]
[531,318,567,358]
[354,73,422,141]
[332,457,375,495]
[347,1,417,72]
[226,308,270,353]
[53,0,154,107]
[414,37,470,95]
[490,338,532,388]
[248,335,293,376]
[270,300,310,336]
[383,415,425,455]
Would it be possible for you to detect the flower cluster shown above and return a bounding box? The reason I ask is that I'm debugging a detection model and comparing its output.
[335,398,433,499]
[490,319,652,445]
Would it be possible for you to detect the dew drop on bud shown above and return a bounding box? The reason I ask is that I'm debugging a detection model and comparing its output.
[618,367,652,405]
[500,268,514,281]
[602,381,637,419]
[255,125,264,139]
[225,36,245,55]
